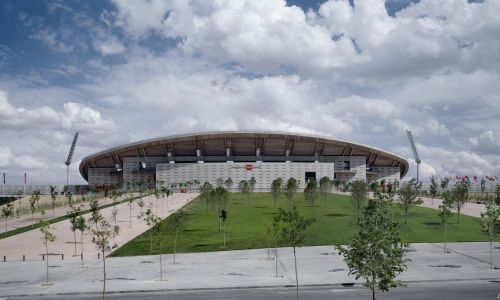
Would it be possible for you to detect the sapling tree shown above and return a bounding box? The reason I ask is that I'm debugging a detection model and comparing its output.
[238,180,249,203]
[66,191,73,207]
[216,177,224,188]
[29,190,40,228]
[397,179,423,224]
[75,213,87,268]
[88,199,119,300]
[151,216,166,280]
[429,176,438,205]
[440,177,450,196]
[438,191,454,253]
[39,220,56,285]
[2,201,14,237]
[249,176,256,194]
[319,176,331,207]
[201,182,213,213]
[211,186,228,231]
[49,185,57,218]
[350,180,368,224]
[338,193,408,300]
[224,177,233,192]
[67,205,82,256]
[273,206,313,300]
[111,207,118,228]
[127,195,135,228]
[451,181,468,224]
[137,198,145,215]
[285,177,298,211]
[305,178,318,216]
[154,189,160,215]
[142,208,155,253]
[220,208,228,248]
[172,210,185,264]
[271,178,283,208]
[480,203,500,269]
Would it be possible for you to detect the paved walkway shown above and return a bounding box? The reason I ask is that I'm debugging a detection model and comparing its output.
[0,194,137,234]
[0,242,499,297]
[0,193,198,261]
[418,196,486,218]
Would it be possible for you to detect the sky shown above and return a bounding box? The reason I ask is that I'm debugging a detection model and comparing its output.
[0,0,498,185]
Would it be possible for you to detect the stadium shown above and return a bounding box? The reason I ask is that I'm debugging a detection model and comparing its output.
[79,131,409,190]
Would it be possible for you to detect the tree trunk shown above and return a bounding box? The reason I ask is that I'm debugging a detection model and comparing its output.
[149,228,152,253]
[4,218,7,237]
[223,224,226,248]
[45,240,49,285]
[293,245,299,300]
[102,249,106,300]
[129,205,132,229]
[444,222,447,253]
[74,230,77,256]
[160,246,163,281]
[31,212,34,228]
[275,241,278,277]
[372,286,376,300]
[404,208,408,224]
[174,228,178,264]
[457,209,460,224]
[81,231,84,268]
[490,239,493,269]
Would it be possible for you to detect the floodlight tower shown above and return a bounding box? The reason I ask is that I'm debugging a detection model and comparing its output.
[65,132,79,187]
[406,129,421,183]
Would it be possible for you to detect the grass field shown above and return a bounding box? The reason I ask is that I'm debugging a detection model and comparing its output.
[111,192,489,257]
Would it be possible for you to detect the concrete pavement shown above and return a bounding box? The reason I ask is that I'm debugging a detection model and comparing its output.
[0,193,198,261]
[1,242,500,297]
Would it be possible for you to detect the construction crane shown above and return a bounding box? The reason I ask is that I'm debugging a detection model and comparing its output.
[65,132,79,187]
[406,129,421,183]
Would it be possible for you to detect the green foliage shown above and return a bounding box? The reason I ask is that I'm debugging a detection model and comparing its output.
[350,180,368,223]
[285,177,298,210]
[338,194,407,299]
[224,178,233,191]
[271,178,283,208]
[273,206,314,247]
[451,181,469,224]
[429,176,438,199]
[480,203,500,269]
[397,179,423,224]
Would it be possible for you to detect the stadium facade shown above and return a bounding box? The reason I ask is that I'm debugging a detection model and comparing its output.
[79,131,409,190]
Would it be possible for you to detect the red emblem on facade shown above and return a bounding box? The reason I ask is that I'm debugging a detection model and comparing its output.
[245,164,253,171]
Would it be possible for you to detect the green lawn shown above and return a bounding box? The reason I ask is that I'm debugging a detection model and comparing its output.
[111,192,489,257]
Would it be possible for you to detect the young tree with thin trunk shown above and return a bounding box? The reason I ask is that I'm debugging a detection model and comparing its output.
[451,181,468,224]
[2,201,14,237]
[238,180,249,203]
[338,193,407,300]
[273,206,313,300]
[438,191,453,253]
[481,178,486,203]
[137,198,145,215]
[211,186,228,231]
[201,182,213,213]
[429,176,438,205]
[29,190,40,228]
[249,177,256,194]
[88,199,119,300]
[111,207,118,228]
[143,208,155,253]
[271,178,283,208]
[66,191,73,207]
[224,178,233,192]
[397,179,423,224]
[216,177,224,188]
[285,177,298,211]
[319,176,331,207]
[440,177,450,196]
[68,206,81,256]
[172,210,185,264]
[305,178,318,216]
[127,195,135,228]
[49,185,57,218]
[154,189,160,215]
[480,203,500,269]
[39,220,56,285]
[221,208,228,248]
[75,213,87,268]
[151,216,166,280]
[350,180,368,224]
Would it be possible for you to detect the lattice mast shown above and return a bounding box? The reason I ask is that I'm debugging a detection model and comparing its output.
[406,129,421,183]
[65,132,79,187]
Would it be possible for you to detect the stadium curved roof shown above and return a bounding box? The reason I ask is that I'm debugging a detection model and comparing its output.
[79,131,409,180]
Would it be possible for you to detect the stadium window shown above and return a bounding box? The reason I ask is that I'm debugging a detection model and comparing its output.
[344,161,350,170]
